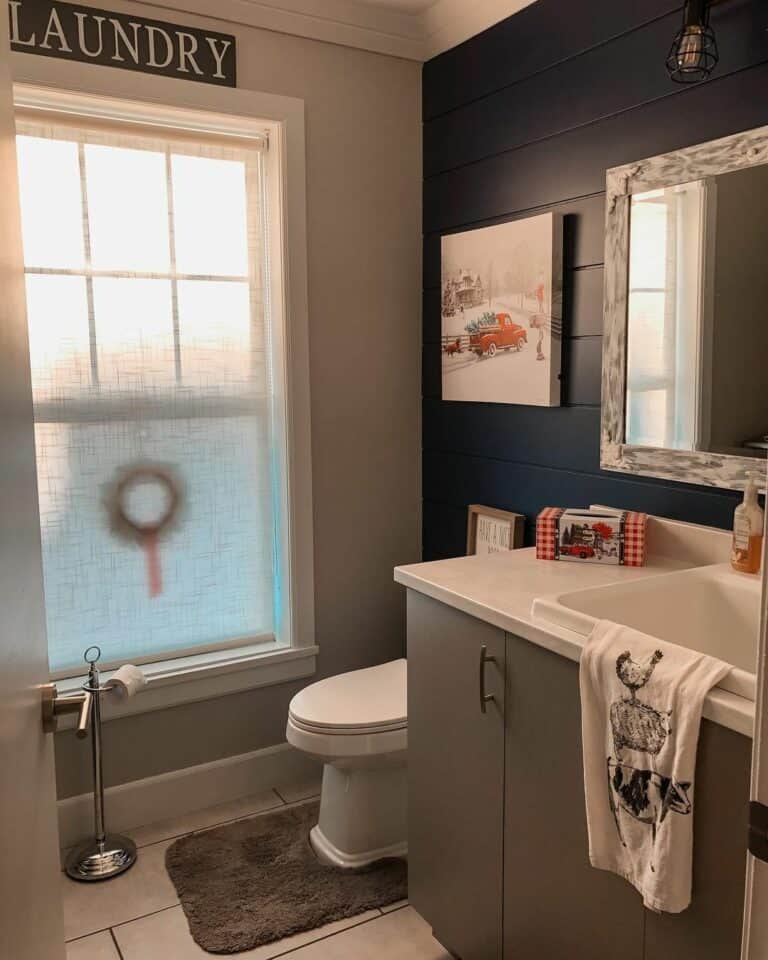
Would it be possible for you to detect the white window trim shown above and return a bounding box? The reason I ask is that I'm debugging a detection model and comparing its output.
[53,642,319,728]
[11,57,315,715]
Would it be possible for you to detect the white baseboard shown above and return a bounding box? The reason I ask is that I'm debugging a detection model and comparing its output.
[58,742,321,849]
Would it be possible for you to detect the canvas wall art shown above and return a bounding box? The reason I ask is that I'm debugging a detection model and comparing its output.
[440,212,563,406]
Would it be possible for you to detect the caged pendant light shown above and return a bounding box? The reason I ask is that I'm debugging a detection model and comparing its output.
[666,0,719,84]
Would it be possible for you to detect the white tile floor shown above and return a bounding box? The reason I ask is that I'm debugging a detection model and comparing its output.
[63,779,451,960]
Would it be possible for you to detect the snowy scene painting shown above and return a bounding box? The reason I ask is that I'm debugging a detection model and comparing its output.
[441,213,563,406]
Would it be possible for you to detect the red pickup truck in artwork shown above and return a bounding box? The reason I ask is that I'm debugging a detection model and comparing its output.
[469,313,528,357]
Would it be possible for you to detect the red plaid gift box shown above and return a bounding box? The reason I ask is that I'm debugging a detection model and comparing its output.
[536,507,647,566]
[536,507,564,560]
[622,510,647,567]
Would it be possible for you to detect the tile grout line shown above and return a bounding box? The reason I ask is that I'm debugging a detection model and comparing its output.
[109,927,126,960]
[110,902,182,938]
[128,785,307,851]
[64,928,118,946]
[66,787,314,866]
[65,785,326,946]
[108,903,392,958]
[251,910,391,960]
[132,799,287,849]
[382,902,410,914]
[67,904,182,944]
[206,795,323,827]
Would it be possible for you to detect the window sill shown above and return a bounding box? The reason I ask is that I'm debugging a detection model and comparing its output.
[54,641,318,729]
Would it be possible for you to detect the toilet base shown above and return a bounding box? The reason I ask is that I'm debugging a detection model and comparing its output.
[310,824,407,869]
[310,759,407,869]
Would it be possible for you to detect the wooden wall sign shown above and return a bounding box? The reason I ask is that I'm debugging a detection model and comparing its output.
[466,504,525,556]
[9,0,236,87]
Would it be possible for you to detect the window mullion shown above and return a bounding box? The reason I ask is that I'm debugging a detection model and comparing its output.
[165,150,182,385]
[77,142,99,387]
[24,266,248,283]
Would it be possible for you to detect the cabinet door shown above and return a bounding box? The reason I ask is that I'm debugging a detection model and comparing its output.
[644,720,750,960]
[407,591,505,960]
[503,633,644,960]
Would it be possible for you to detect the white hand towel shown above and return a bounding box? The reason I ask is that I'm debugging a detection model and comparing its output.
[580,620,730,914]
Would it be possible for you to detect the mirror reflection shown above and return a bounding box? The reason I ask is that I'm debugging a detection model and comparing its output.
[625,164,768,458]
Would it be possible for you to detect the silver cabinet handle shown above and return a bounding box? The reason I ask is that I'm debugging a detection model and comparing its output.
[479,644,497,714]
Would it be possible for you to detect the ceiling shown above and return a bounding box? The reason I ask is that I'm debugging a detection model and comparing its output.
[151,0,537,61]
[421,0,537,58]
[353,0,436,11]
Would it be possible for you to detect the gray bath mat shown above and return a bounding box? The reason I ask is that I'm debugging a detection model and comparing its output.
[165,799,407,954]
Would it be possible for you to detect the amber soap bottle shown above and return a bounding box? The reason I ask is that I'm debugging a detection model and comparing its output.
[731,472,765,575]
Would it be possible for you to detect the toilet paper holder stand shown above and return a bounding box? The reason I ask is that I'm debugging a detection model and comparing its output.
[42,645,138,882]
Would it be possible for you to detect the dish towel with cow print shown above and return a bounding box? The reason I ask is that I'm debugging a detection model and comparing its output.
[580,620,730,913]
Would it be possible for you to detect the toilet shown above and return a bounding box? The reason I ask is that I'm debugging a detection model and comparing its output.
[286,659,407,869]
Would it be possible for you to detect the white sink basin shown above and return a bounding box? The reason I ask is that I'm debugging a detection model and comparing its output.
[532,563,760,701]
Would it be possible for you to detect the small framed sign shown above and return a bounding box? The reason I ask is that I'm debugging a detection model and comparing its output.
[466,504,525,556]
[9,0,236,87]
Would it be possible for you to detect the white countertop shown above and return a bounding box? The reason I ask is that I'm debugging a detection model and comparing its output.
[395,545,754,738]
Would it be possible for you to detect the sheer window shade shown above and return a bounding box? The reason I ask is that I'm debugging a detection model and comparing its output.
[16,117,278,674]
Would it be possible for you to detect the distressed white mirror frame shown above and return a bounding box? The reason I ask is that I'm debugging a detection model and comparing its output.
[601,124,768,492]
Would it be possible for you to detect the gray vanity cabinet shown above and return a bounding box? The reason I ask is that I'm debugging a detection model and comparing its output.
[503,632,644,959]
[407,591,506,960]
[503,634,751,960]
[407,590,752,960]
[643,719,750,960]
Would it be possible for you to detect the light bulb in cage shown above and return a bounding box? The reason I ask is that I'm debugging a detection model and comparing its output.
[666,0,719,84]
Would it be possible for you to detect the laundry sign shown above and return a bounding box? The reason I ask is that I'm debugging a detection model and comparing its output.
[8,0,236,86]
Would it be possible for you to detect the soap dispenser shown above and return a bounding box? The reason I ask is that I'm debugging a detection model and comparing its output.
[731,471,765,575]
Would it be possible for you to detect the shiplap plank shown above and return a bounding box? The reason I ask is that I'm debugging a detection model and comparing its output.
[424,193,606,288]
[422,400,600,474]
[422,499,469,561]
[424,62,768,234]
[422,344,440,399]
[423,286,441,343]
[563,337,603,406]
[423,452,740,549]
[423,0,679,120]
[566,267,604,338]
[424,3,768,176]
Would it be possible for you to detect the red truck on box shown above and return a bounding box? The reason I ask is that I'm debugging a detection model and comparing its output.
[469,313,527,357]
[560,543,596,559]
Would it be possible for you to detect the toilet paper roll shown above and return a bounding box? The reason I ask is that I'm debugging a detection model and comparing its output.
[108,664,146,699]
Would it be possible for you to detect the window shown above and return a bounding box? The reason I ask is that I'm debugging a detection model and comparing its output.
[15,113,286,676]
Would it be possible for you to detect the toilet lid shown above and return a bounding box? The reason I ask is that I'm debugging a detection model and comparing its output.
[289,659,407,733]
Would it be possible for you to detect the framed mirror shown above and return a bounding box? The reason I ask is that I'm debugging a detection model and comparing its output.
[601,124,768,490]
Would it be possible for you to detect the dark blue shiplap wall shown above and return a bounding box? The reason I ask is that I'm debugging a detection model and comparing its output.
[422,0,768,560]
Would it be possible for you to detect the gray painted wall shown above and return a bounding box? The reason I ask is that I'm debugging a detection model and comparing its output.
[43,0,422,799]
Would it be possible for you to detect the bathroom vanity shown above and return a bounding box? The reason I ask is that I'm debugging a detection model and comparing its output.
[397,519,755,960]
